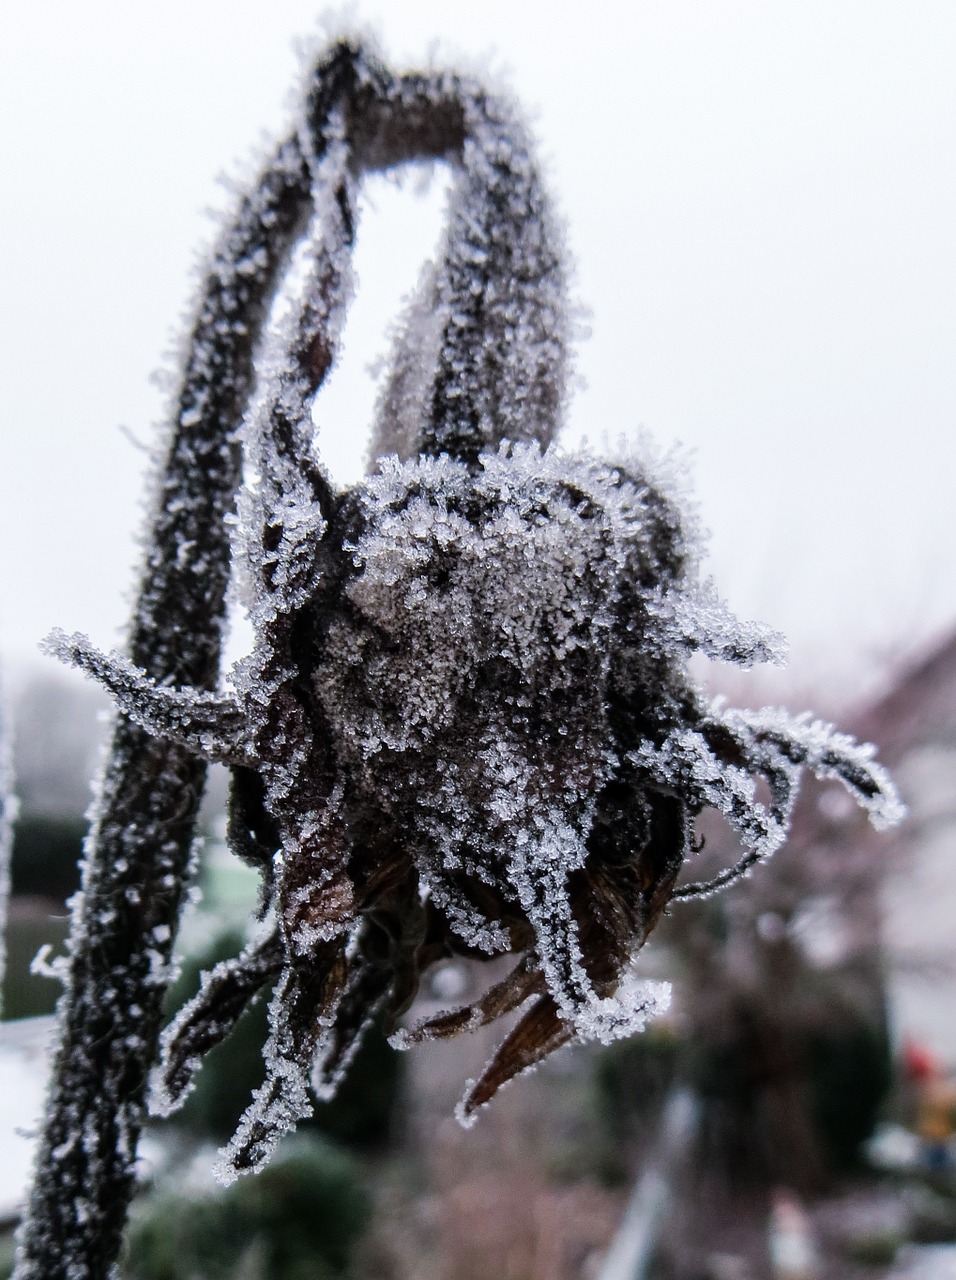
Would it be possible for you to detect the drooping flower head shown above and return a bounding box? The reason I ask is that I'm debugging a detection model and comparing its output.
[49,38,902,1181]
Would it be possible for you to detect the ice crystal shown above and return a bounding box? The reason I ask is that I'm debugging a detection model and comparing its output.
[33,38,903,1234]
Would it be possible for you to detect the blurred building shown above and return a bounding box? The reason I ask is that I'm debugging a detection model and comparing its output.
[854,630,956,1064]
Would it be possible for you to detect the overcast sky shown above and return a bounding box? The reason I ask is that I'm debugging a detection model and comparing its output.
[1,1,954,707]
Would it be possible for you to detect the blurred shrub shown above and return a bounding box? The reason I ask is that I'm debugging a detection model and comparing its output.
[590,1031,681,1182]
[10,813,85,902]
[807,1015,892,1171]
[594,1030,680,1133]
[123,1135,370,1279]
[0,1230,15,1279]
[687,985,892,1187]
[5,809,85,1020]
[591,988,890,1189]
[2,905,70,1019]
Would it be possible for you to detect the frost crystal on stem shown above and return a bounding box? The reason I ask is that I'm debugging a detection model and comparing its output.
[24,38,901,1275]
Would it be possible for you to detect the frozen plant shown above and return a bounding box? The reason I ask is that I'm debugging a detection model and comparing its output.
[21,38,901,1279]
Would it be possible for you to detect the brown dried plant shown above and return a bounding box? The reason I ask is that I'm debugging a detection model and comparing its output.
[18,38,900,1279]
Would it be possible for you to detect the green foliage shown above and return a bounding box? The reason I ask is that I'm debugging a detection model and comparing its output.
[807,1016,893,1171]
[4,811,82,1017]
[10,813,85,902]
[0,1231,16,1279]
[594,1030,680,1132]
[589,1032,681,1182]
[686,983,892,1184]
[2,906,70,1019]
[310,1023,404,1149]
[123,1135,370,1279]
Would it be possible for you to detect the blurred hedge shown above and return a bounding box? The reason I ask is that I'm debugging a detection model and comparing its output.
[9,813,85,903]
[123,1135,370,1280]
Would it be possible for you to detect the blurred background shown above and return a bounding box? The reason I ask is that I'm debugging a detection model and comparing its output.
[1,3,954,1277]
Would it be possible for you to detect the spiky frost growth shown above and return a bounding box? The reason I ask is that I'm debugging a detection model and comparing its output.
[23,38,901,1278]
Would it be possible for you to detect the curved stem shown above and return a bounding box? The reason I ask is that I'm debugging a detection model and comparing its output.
[421,87,570,463]
[13,139,313,1280]
[15,41,576,1276]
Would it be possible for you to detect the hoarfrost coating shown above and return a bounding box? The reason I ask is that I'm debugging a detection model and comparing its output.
[41,39,902,1196]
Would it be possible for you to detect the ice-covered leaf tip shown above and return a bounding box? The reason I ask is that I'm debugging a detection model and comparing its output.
[49,38,902,1179]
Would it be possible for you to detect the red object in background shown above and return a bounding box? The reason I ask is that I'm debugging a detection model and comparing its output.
[903,1038,940,1082]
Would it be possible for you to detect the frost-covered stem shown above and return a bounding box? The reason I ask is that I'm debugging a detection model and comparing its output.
[13,144,313,1280]
[423,89,569,462]
[16,30,642,1269]
[365,74,569,465]
[15,42,506,1273]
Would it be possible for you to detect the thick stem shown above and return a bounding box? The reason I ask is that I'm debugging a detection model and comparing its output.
[14,40,567,1276]
[13,141,312,1280]
[421,88,569,463]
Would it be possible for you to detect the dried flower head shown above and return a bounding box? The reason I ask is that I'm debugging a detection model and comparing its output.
[48,39,901,1181]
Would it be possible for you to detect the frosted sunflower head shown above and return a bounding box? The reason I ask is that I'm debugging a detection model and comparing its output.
[48,38,903,1182]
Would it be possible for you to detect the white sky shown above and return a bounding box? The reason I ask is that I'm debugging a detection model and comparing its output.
[1,1,954,707]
